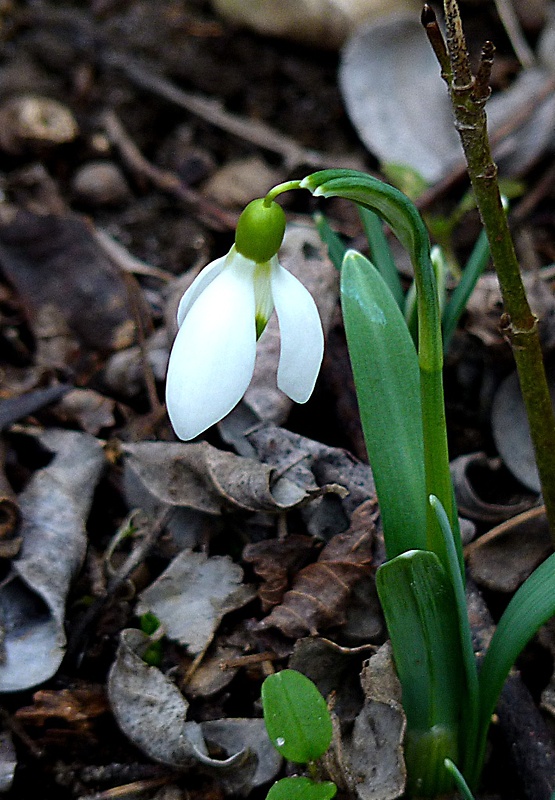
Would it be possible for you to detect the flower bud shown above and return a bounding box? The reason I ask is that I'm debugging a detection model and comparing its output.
[235,199,286,263]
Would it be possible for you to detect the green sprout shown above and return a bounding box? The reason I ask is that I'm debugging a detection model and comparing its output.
[262,670,337,800]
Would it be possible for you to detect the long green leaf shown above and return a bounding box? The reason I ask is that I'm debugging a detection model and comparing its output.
[376,549,463,730]
[313,211,347,273]
[442,228,490,350]
[468,551,555,785]
[341,249,426,556]
[376,549,463,795]
[358,206,404,309]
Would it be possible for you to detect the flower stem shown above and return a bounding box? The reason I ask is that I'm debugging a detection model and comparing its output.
[426,1,555,546]
[264,180,303,204]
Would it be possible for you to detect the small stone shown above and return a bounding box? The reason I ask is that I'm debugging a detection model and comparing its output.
[72,161,131,207]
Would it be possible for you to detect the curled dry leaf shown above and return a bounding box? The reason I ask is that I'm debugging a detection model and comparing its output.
[260,501,376,638]
[0,207,140,356]
[451,452,537,524]
[340,16,555,183]
[327,643,406,800]
[247,426,377,532]
[465,505,551,593]
[122,440,344,515]
[108,629,281,792]
[0,430,106,692]
[136,550,256,656]
[243,535,317,611]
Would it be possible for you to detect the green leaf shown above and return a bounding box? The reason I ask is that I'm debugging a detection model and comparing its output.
[266,778,337,800]
[468,551,555,785]
[376,550,463,732]
[442,228,490,350]
[261,670,333,763]
[358,206,404,309]
[313,212,346,272]
[382,162,430,201]
[341,249,426,556]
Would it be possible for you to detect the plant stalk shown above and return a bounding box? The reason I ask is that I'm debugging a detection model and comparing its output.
[426,1,555,546]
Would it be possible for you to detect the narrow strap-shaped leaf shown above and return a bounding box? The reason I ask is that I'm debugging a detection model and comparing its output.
[443,228,490,350]
[376,549,463,795]
[376,549,463,731]
[468,551,555,786]
[430,496,478,748]
[341,250,426,556]
[358,206,404,309]
[313,211,346,273]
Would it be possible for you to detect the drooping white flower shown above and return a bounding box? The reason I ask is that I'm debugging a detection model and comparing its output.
[166,199,324,440]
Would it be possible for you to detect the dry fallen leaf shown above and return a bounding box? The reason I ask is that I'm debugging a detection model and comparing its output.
[328,643,406,800]
[136,550,256,656]
[243,535,316,612]
[122,439,344,515]
[108,628,281,793]
[260,501,376,638]
[0,207,141,357]
[0,429,106,692]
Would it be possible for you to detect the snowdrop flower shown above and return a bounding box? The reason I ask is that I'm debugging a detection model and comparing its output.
[166,198,324,440]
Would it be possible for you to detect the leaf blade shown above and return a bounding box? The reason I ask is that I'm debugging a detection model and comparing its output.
[341,249,426,556]
[262,670,333,763]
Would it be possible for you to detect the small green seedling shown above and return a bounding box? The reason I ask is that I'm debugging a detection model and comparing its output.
[139,612,163,667]
[262,669,336,800]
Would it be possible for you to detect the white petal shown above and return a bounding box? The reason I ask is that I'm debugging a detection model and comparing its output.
[166,261,257,440]
[176,255,227,327]
[271,261,324,403]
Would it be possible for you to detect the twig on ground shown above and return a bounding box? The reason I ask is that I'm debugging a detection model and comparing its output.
[103,52,362,173]
[101,110,238,231]
[492,0,536,69]
[66,507,174,664]
[93,228,174,283]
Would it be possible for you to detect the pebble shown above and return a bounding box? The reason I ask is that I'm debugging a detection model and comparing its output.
[72,161,131,207]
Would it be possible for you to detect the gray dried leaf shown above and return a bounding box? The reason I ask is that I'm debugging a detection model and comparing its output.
[337,643,406,800]
[108,629,279,793]
[340,16,555,183]
[201,719,282,792]
[0,730,16,792]
[0,429,105,692]
[451,452,536,524]
[465,505,551,592]
[340,15,462,183]
[247,426,376,532]
[136,550,256,656]
[491,362,555,492]
[122,439,337,514]
[108,628,215,768]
